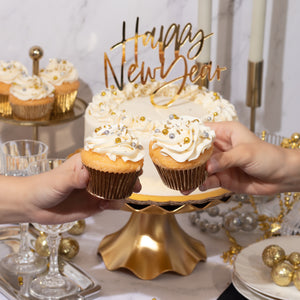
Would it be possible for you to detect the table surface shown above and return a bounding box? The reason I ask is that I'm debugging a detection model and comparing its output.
[0,203,262,300]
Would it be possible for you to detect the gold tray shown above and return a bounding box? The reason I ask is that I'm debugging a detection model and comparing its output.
[0,225,101,299]
[0,98,87,127]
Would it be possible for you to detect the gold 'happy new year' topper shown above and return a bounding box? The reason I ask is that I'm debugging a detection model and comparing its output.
[104,17,226,108]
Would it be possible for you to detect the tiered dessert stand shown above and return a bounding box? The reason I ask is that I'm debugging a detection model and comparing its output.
[0,46,87,141]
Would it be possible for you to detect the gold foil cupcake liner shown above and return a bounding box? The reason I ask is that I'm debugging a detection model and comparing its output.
[153,163,207,191]
[10,101,54,121]
[52,90,78,114]
[85,166,140,200]
[0,94,12,116]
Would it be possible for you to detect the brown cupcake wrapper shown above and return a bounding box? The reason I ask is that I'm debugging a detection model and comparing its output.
[153,163,207,191]
[85,166,139,200]
[52,90,78,114]
[0,94,12,116]
[10,101,54,121]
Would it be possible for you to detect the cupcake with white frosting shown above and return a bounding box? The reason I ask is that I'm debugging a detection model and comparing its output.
[0,60,28,115]
[81,123,144,199]
[39,58,79,114]
[9,74,54,120]
[149,115,215,190]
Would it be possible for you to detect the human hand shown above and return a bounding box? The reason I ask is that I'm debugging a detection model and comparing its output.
[183,121,298,196]
[26,153,142,224]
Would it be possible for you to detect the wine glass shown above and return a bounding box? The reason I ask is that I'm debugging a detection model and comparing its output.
[0,139,48,275]
[28,158,79,299]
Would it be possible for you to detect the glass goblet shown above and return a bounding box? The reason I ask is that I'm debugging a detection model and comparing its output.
[28,159,79,299]
[0,139,48,275]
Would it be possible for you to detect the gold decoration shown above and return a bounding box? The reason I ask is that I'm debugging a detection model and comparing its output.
[35,232,50,257]
[288,252,300,267]
[271,262,294,287]
[104,17,226,106]
[262,245,286,268]
[68,219,86,235]
[59,237,80,260]
[293,269,300,291]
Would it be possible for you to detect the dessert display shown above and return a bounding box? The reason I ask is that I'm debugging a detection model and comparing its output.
[81,123,144,199]
[84,81,237,200]
[39,58,80,114]
[9,74,55,121]
[149,116,215,191]
[0,60,28,116]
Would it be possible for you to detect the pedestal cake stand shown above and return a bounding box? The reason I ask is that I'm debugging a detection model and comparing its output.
[98,188,232,280]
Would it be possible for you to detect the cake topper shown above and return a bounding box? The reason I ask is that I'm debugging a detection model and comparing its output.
[104,17,226,107]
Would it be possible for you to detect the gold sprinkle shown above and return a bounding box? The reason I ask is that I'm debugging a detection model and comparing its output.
[101,91,106,96]
[112,91,117,95]
[184,137,190,144]
[53,75,58,80]
[140,116,145,121]
[95,127,101,133]
[99,102,103,107]
[111,111,116,115]
[3,67,6,71]
[62,60,67,64]
[162,129,168,135]
[110,85,115,89]
[214,112,219,116]
[115,137,121,143]
[134,83,139,88]
[173,114,179,119]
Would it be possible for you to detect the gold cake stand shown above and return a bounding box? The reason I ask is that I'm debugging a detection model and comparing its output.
[0,97,87,140]
[98,188,232,280]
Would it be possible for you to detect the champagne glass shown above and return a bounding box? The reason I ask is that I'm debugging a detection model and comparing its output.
[0,139,48,275]
[28,158,79,299]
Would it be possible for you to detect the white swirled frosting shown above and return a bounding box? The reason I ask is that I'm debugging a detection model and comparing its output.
[0,60,28,84]
[84,82,238,196]
[39,58,78,86]
[84,124,145,163]
[150,116,215,163]
[10,74,54,101]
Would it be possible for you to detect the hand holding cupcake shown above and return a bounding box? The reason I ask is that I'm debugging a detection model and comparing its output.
[149,115,215,191]
[81,124,144,200]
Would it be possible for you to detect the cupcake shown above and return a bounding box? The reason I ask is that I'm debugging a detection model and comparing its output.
[149,115,215,191]
[81,124,144,199]
[39,58,79,114]
[9,74,54,120]
[0,60,28,116]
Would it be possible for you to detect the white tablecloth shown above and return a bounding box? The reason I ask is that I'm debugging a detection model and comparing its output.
[0,204,261,299]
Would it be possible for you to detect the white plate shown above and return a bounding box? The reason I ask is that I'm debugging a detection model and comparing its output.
[232,274,275,300]
[233,236,300,300]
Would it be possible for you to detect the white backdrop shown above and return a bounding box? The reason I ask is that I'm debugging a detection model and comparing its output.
[0,0,298,157]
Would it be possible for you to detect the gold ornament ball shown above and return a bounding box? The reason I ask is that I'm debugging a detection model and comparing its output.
[288,252,300,267]
[262,245,286,268]
[59,237,80,260]
[271,262,294,286]
[67,219,86,235]
[29,46,43,60]
[35,233,50,257]
[291,133,300,143]
[293,269,300,291]
[281,138,291,148]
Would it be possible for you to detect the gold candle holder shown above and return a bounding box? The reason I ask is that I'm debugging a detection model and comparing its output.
[196,62,209,88]
[246,60,263,132]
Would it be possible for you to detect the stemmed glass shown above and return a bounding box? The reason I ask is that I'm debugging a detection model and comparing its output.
[28,158,79,299]
[0,139,48,275]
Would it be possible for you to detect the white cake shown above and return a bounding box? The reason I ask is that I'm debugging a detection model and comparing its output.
[84,82,237,203]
